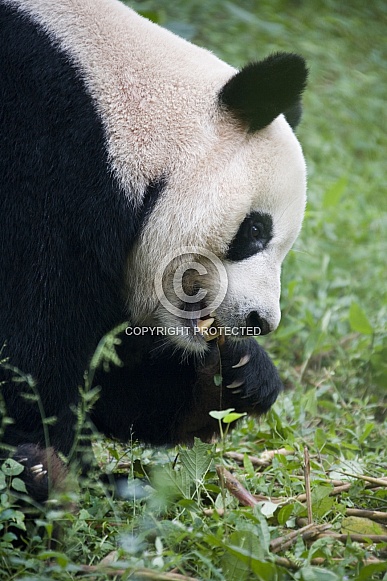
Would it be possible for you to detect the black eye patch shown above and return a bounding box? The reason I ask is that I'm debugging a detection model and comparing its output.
[226,212,273,261]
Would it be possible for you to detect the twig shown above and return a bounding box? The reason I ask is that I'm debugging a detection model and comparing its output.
[346,508,387,522]
[251,483,353,505]
[293,475,347,486]
[270,523,330,553]
[317,532,387,543]
[216,465,258,507]
[203,508,224,516]
[303,446,313,524]
[290,480,381,504]
[223,451,266,466]
[275,556,385,571]
[339,472,387,487]
[224,448,290,468]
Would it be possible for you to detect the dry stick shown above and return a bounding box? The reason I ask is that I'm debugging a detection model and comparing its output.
[79,565,197,580]
[279,525,332,552]
[259,480,380,506]
[224,483,354,508]
[203,508,225,516]
[303,446,313,525]
[293,475,347,486]
[275,556,386,571]
[224,448,290,467]
[252,483,354,504]
[294,521,387,545]
[297,508,387,528]
[339,472,387,487]
[346,508,387,522]
[270,523,330,553]
[223,451,267,466]
[215,465,259,507]
[293,483,353,504]
[286,483,351,506]
[317,532,387,543]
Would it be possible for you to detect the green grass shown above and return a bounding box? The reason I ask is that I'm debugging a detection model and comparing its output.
[1,0,387,579]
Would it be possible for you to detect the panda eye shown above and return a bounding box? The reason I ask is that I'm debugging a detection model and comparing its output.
[251,222,264,240]
[226,211,273,262]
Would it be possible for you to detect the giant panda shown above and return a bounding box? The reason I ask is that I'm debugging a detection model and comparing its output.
[0,0,307,503]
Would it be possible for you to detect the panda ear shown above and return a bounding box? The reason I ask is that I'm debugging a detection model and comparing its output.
[218,52,308,132]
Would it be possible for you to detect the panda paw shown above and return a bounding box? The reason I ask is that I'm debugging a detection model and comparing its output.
[13,443,67,503]
[219,338,283,414]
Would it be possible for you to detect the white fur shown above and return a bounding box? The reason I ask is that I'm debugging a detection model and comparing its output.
[5,0,234,198]
[7,0,307,351]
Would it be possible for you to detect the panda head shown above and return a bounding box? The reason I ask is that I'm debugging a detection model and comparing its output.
[127,51,308,353]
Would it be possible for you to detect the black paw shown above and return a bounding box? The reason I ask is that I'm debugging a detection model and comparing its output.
[219,338,283,414]
[13,443,67,503]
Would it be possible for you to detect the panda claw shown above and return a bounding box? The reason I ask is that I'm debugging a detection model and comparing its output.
[31,463,44,474]
[232,354,251,369]
[226,379,245,389]
[16,457,28,463]
[231,389,242,394]
[35,469,48,481]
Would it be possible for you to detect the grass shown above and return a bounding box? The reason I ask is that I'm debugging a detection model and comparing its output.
[1,0,387,579]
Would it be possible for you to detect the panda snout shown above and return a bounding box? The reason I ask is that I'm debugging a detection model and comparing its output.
[245,311,271,336]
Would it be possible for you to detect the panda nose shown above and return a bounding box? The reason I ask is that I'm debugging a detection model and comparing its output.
[245,311,271,336]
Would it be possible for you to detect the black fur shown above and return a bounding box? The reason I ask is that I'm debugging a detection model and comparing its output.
[0,4,146,455]
[91,332,283,446]
[219,52,308,131]
[0,3,284,508]
[13,444,68,503]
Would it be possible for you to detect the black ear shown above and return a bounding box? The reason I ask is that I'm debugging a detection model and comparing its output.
[218,52,308,132]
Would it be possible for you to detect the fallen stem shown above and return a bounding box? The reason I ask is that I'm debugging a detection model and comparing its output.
[339,473,387,487]
[216,465,258,507]
[317,532,387,543]
[275,556,385,571]
[224,448,290,467]
[270,523,330,553]
[346,508,387,522]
